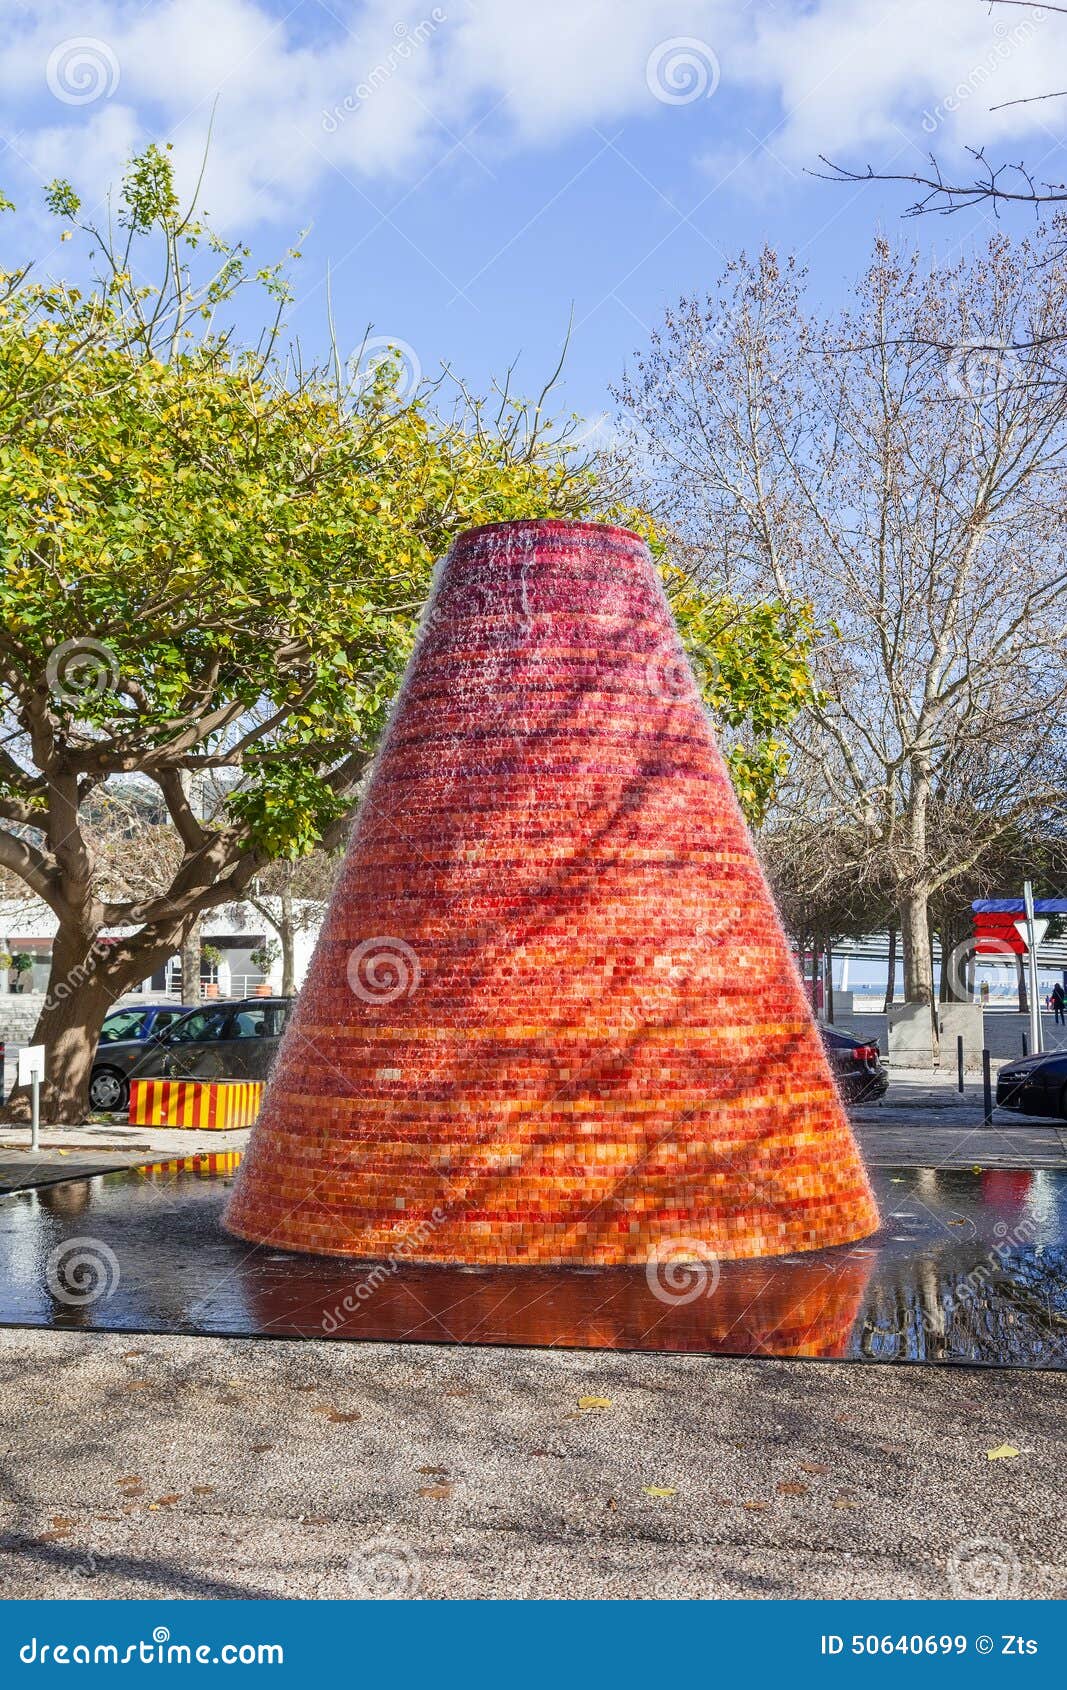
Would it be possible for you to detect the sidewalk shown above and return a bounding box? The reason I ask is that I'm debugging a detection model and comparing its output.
[851,1070,1067,1168]
[0,1121,251,1194]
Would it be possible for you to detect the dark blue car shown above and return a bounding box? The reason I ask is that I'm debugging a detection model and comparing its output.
[90,1003,190,1111]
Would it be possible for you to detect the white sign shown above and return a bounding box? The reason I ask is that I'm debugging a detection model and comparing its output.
[17,1044,46,1086]
[1013,918,1050,953]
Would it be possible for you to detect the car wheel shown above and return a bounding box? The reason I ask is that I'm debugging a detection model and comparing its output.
[89,1067,128,1112]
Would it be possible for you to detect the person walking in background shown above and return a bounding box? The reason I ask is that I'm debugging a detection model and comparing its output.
[1053,982,1066,1026]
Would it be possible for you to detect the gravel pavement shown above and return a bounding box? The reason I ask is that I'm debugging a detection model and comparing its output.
[0,1328,1062,1601]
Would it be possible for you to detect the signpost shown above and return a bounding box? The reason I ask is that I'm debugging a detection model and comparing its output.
[16,1044,45,1153]
[1015,881,1047,1057]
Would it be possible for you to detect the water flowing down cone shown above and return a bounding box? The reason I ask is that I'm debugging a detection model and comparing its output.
[225,519,879,1264]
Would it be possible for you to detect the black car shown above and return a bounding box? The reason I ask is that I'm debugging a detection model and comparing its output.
[819,1026,889,1103]
[996,1051,1067,1120]
[91,997,293,1112]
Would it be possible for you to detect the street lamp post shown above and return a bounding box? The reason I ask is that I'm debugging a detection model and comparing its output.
[1023,880,1043,1057]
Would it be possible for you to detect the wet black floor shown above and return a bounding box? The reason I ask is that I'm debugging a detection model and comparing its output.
[0,1157,1064,1367]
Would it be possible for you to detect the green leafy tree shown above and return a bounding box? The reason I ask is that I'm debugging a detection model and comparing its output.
[0,148,816,1122]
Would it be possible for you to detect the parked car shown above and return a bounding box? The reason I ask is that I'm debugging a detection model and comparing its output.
[90,997,293,1112]
[89,1004,195,1111]
[819,1026,889,1103]
[130,996,293,1086]
[996,1051,1067,1120]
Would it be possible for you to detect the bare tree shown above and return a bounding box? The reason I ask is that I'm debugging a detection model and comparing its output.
[231,852,340,997]
[820,2,1067,217]
[616,236,1067,1051]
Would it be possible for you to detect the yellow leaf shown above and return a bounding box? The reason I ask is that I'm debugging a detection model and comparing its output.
[578,1395,611,1411]
[642,1485,676,1498]
[986,1443,1020,1461]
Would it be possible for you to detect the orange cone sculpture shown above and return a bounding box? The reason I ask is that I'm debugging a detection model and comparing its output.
[225,519,879,1265]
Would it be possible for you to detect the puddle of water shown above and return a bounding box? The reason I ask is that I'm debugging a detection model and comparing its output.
[1,1160,1064,1366]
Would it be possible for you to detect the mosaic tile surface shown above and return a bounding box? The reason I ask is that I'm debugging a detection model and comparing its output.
[226,519,879,1264]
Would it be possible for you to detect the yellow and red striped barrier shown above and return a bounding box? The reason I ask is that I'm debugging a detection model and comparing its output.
[129,1078,263,1131]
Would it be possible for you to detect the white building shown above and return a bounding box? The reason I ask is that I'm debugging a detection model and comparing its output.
[0,896,321,1003]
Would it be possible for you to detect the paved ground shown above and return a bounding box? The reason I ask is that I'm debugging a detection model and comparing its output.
[851,1074,1067,1168]
[0,1077,1062,1602]
[0,1328,1061,1600]
[0,1122,251,1193]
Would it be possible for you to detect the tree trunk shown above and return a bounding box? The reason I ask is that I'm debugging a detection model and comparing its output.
[900,885,938,1054]
[1,931,119,1124]
[2,925,200,1125]
[180,914,202,1006]
[824,941,835,1024]
[901,889,933,1003]
[280,875,296,997]
[883,924,897,1012]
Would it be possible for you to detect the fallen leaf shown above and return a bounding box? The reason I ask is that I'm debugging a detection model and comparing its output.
[323,1409,361,1424]
[833,1492,860,1509]
[776,1480,809,1496]
[578,1396,612,1411]
[642,1485,676,1498]
[50,1516,76,1529]
[122,1381,148,1392]
[605,1497,617,1511]
[742,1500,769,1512]
[416,1465,450,1476]
[36,1528,72,1542]
[116,1476,144,1492]
[251,1443,273,1454]
[418,1483,453,1500]
[797,1462,828,1475]
[986,1443,1020,1461]
[153,1494,181,1507]
[191,1485,215,1496]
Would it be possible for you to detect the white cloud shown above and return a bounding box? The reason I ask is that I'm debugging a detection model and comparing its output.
[1,0,1064,229]
[737,0,1062,165]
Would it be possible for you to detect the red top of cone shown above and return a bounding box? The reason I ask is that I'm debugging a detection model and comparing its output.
[226,519,878,1264]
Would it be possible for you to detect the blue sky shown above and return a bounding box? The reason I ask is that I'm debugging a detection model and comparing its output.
[3,0,1067,421]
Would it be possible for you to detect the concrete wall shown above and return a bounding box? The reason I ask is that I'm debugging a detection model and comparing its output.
[832,1008,1067,1066]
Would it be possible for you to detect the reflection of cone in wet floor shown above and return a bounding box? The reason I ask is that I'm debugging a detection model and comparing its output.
[226,518,879,1265]
[240,1251,874,1358]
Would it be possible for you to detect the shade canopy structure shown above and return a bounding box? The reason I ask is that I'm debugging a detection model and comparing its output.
[225,519,878,1265]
